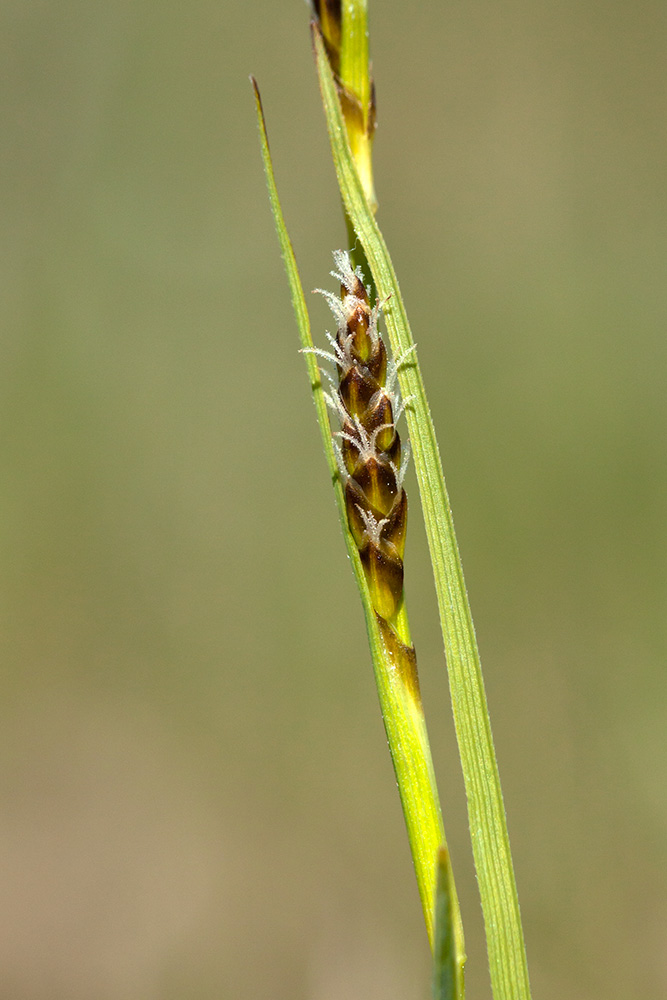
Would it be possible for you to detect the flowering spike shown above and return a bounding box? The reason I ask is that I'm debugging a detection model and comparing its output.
[322,250,411,632]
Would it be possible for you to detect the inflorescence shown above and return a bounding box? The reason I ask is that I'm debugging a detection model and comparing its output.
[313,251,414,627]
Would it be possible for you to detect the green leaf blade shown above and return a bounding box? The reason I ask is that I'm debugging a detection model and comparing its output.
[313,31,532,1000]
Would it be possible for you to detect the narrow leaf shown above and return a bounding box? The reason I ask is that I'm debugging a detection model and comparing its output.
[313,29,532,1000]
[251,77,338,496]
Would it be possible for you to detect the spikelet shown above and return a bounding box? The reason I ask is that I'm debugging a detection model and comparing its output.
[316,251,410,628]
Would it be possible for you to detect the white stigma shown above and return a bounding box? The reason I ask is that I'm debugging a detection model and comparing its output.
[356,506,389,546]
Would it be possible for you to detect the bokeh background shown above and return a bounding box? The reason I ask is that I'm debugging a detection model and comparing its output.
[2,1,666,997]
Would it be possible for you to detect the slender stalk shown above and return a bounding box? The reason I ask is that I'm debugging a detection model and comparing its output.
[313,29,532,1000]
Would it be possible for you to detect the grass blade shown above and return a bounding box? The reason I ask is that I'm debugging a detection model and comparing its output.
[313,28,532,1000]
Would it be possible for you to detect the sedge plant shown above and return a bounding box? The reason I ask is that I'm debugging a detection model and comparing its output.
[252,4,532,998]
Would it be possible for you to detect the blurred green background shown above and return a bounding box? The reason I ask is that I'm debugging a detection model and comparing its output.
[1,1,665,997]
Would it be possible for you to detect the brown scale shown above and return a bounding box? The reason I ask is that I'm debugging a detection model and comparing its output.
[330,256,408,623]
